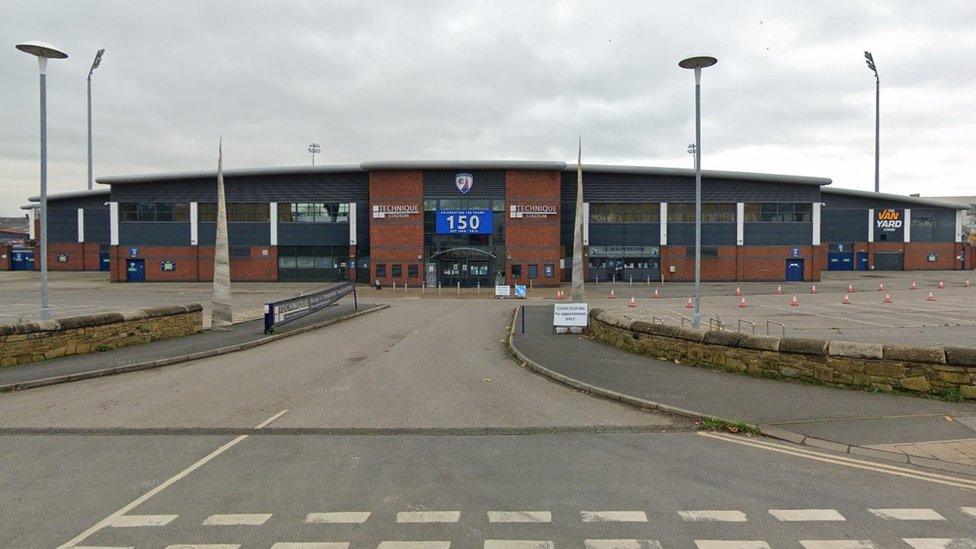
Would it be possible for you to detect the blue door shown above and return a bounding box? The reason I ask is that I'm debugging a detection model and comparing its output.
[827,252,853,270]
[856,252,869,271]
[99,251,111,271]
[125,259,145,282]
[11,250,34,271]
[786,259,804,281]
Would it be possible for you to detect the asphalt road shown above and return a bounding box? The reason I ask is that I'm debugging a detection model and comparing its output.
[3,298,976,547]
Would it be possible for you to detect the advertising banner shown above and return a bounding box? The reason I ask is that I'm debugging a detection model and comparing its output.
[436,209,492,234]
[875,209,904,241]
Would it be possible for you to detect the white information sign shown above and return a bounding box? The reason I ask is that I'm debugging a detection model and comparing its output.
[495,284,511,298]
[553,302,588,327]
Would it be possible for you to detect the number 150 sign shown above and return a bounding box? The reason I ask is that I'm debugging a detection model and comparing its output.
[435,209,493,235]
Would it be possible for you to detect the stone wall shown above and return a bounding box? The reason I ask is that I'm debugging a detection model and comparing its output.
[589,308,976,399]
[0,304,203,367]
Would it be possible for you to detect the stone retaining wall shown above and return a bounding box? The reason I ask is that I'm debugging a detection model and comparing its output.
[589,308,976,399]
[0,304,203,367]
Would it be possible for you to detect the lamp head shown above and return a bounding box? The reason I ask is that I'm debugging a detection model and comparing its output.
[92,48,105,70]
[678,56,718,70]
[15,41,68,59]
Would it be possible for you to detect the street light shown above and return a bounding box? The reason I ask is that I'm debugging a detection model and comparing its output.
[679,55,718,330]
[308,142,321,165]
[87,48,105,191]
[16,40,68,321]
[864,51,880,194]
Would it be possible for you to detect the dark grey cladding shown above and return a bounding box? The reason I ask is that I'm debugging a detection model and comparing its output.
[119,222,190,245]
[110,172,368,203]
[423,170,505,198]
[197,223,270,246]
[744,222,813,245]
[822,208,869,243]
[822,187,968,210]
[560,171,820,202]
[46,209,78,243]
[668,223,737,246]
[83,208,110,243]
[588,223,661,246]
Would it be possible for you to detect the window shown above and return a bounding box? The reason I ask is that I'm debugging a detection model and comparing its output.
[744,203,812,222]
[589,203,659,223]
[544,263,554,277]
[199,203,270,223]
[667,203,736,222]
[376,264,387,277]
[229,246,251,258]
[277,246,347,270]
[408,264,419,278]
[685,246,719,257]
[119,203,189,222]
[528,264,539,279]
[511,264,522,278]
[277,203,349,223]
[392,264,403,278]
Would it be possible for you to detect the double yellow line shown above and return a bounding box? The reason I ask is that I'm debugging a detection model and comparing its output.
[699,431,976,491]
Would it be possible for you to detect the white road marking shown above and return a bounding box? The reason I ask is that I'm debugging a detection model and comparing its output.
[484,542,554,549]
[254,409,289,429]
[202,513,272,525]
[799,542,879,549]
[75,546,134,549]
[270,544,350,549]
[679,510,748,522]
[58,410,288,549]
[165,545,241,549]
[695,542,770,549]
[768,509,845,521]
[699,432,976,491]
[581,511,647,522]
[903,539,976,549]
[305,511,371,524]
[585,540,663,549]
[488,511,551,523]
[396,511,461,523]
[961,507,976,518]
[376,541,451,549]
[108,514,178,527]
[868,508,945,520]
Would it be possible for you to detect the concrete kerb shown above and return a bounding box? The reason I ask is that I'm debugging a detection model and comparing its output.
[0,303,389,393]
[508,307,976,477]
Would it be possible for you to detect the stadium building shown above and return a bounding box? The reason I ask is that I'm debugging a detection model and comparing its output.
[15,161,973,284]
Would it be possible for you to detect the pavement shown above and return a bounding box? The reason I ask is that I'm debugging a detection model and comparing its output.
[512,304,976,470]
[5,297,976,547]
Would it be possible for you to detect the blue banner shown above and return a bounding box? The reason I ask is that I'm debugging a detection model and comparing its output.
[435,209,492,235]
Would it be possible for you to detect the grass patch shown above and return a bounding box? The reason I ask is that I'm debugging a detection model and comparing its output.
[696,417,760,435]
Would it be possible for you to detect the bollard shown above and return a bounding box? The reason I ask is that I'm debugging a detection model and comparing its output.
[393,281,397,290]
[457,281,461,296]
[477,281,480,295]
[529,279,533,290]
[646,276,650,286]
[404,282,407,293]
[422,282,426,295]
[438,282,441,296]
[520,305,525,334]
[629,276,633,286]
[596,275,599,284]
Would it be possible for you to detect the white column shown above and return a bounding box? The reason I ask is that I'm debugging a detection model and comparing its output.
[28,207,36,240]
[812,202,821,245]
[348,202,357,245]
[736,202,745,245]
[77,208,85,243]
[190,202,199,245]
[867,208,874,243]
[109,202,119,245]
[660,202,668,245]
[268,202,277,246]
[903,208,911,242]
[956,210,965,242]
[582,202,590,245]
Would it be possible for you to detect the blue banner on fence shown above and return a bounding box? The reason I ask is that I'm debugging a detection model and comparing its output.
[435,209,492,235]
[264,281,356,333]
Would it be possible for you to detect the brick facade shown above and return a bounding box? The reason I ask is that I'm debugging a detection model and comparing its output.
[110,245,277,282]
[368,170,424,286]
[505,170,562,287]
[0,243,10,271]
[657,245,821,282]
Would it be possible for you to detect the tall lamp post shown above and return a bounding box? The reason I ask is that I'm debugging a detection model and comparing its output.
[679,55,718,330]
[87,49,105,191]
[864,51,879,194]
[308,142,321,166]
[686,143,697,169]
[17,41,69,321]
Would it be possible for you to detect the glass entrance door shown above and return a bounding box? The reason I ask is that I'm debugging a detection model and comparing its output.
[439,259,491,288]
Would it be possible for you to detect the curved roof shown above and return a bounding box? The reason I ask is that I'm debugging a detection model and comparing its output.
[27,188,110,202]
[568,164,831,186]
[97,164,363,186]
[360,160,567,171]
[822,187,971,210]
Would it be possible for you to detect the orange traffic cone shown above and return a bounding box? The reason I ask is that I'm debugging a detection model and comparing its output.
[685,296,694,309]
[842,294,851,304]
[652,287,661,298]
[735,287,742,296]
[555,290,565,299]
[926,291,936,302]
[810,285,817,294]
[774,285,783,294]
[628,296,637,308]
[910,281,917,290]
[847,283,855,293]
[883,293,892,304]
[790,295,800,307]
[738,297,748,308]
[938,280,945,289]
[878,282,885,291]
[609,289,616,299]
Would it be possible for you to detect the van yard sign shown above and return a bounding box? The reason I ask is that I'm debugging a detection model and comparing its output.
[876,209,903,233]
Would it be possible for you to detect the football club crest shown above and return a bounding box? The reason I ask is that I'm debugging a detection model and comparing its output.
[455,172,473,194]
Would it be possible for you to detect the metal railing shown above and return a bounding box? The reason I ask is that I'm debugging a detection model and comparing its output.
[651,316,665,324]
[737,318,755,334]
[766,320,786,337]
[707,317,725,332]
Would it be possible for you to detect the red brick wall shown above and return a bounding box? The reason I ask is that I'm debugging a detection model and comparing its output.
[37,242,85,271]
[505,170,562,287]
[903,242,963,270]
[0,243,10,270]
[110,245,277,282]
[82,242,102,271]
[659,245,821,282]
[368,170,424,286]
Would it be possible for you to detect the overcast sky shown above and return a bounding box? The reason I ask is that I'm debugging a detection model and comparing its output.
[3,1,975,216]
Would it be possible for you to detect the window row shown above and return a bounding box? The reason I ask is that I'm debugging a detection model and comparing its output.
[586,202,813,223]
[744,203,812,223]
[198,203,270,223]
[278,203,349,223]
[277,245,350,270]
[589,203,660,223]
[120,202,350,223]
[376,264,420,278]
[119,203,190,222]
[423,199,506,211]
[510,263,555,279]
